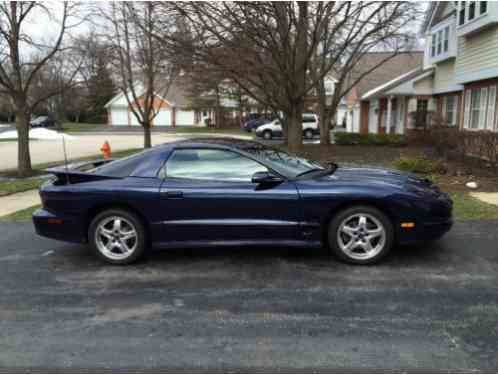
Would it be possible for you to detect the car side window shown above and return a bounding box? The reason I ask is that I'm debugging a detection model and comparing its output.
[165,148,269,182]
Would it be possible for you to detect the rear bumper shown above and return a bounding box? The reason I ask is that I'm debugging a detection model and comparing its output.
[33,208,87,244]
[398,218,453,245]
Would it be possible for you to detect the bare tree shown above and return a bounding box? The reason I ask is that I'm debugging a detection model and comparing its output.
[0,2,83,176]
[156,2,421,151]
[104,2,177,148]
[309,2,421,144]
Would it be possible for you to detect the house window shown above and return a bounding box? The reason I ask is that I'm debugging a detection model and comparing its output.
[445,96,456,126]
[443,26,449,52]
[459,2,466,25]
[468,1,476,21]
[431,34,436,57]
[480,1,487,15]
[470,89,481,129]
[437,30,443,54]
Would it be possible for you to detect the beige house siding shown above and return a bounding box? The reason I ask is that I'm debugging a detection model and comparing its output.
[433,59,459,93]
[455,25,498,83]
[413,76,433,93]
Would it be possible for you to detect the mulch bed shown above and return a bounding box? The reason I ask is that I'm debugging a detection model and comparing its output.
[292,144,498,193]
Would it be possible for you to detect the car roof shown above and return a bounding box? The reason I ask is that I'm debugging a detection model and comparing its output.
[166,137,266,152]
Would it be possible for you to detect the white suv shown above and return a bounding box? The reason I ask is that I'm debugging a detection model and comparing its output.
[255,113,319,140]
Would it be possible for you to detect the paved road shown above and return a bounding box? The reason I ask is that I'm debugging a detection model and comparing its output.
[0,221,497,372]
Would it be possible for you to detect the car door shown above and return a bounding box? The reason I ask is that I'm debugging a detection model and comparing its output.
[156,147,301,245]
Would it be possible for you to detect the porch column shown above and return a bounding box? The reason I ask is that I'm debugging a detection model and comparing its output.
[386,96,393,134]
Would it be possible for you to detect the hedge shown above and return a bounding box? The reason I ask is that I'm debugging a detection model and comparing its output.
[334,132,407,146]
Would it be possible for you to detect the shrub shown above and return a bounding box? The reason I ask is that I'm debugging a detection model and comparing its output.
[334,132,407,147]
[393,156,446,175]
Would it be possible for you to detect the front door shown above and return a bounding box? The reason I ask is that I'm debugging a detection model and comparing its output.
[155,148,301,245]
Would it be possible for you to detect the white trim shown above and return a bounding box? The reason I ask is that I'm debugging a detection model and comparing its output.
[464,89,471,129]
[479,87,488,130]
[487,85,497,131]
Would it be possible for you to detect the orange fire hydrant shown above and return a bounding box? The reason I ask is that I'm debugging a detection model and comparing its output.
[101,141,111,159]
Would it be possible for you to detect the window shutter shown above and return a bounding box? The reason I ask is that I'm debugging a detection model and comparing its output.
[464,90,471,129]
[487,85,497,131]
[479,87,488,130]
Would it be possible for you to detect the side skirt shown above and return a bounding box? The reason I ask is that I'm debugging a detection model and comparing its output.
[153,239,322,250]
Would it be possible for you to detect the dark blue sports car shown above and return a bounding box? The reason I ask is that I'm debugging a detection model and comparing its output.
[33,138,452,265]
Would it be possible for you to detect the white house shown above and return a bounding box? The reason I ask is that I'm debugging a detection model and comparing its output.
[105,82,203,128]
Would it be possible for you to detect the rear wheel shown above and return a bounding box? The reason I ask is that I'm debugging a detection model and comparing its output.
[304,129,314,140]
[328,206,393,264]
[263,130,273,140]
[89,209,147,265]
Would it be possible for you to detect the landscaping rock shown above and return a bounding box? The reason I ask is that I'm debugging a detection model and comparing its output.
[466,181,478,189]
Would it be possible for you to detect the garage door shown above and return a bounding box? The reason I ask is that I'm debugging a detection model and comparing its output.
[176,110,195,126]
[111,108,129,126]
[154,110,172,126]
[130,111,141,127]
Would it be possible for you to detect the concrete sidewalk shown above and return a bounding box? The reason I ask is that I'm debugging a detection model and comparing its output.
[470,192,498,206]
[0,189,40,217]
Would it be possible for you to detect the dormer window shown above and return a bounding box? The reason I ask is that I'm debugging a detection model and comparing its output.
[430,25,450,59]
[458,1,488,26]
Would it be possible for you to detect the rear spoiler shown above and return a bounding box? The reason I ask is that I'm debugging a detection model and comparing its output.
[45,159,119,184]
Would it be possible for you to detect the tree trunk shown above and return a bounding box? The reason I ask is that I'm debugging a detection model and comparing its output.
[16,109,32,177]
[318,80,330,145]
[287,106,303,153]
[143,122,152,148]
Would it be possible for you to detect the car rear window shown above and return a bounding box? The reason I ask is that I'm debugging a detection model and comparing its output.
[93,150,154,178]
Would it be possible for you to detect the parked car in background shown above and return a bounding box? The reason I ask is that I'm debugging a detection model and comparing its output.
[33,138,453,265]
[255,113,319,140]
[242,117,272,132]
[30,115,56,128]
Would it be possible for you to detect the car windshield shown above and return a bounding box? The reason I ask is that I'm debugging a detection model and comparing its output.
[244,145,327,178]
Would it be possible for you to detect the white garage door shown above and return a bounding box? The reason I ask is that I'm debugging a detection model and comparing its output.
[129,111,141,126]
[154,110,172,126]
[111,108,129,126]
[176,110,195,126]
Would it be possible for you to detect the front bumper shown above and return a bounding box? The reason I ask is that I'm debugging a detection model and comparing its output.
[397,218,453,245]
[33,208,87,244]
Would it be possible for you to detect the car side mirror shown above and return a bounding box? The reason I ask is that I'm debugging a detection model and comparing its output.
[251,171,283,184]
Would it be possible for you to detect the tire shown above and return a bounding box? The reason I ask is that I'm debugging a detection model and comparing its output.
[88,209,147,265]
[263,130,272,140]
[328,205,393,265]
[304,129,314,140]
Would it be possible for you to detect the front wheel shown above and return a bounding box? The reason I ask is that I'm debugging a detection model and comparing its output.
[262,130,273,140]
[328,206,394,264]
[89,209,147,265]
[304,129,314,140]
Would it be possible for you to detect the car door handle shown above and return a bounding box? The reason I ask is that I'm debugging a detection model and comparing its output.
[161,190,183,199]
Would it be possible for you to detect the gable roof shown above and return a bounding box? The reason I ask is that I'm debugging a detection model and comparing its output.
[346,51,424,99]
[361,68,434,100]
[421,2,457,34]
[105,79,191,109]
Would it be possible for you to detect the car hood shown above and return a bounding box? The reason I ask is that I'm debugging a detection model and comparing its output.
[320,166,434,190]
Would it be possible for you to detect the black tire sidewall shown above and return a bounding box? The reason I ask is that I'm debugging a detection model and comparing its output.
[328,206,394,265]
[89,209,147,265]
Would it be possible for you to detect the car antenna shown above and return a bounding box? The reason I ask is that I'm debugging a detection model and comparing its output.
[61,133,71,185]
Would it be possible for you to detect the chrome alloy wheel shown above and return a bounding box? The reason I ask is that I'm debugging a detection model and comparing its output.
[336,213,386,260]
[95,216,138,260]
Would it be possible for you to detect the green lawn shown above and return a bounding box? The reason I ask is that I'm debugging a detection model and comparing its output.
[169,127,246,136]
[0,204,41,222]
[0,177,47,197]
[60,122,106,133]
[450,192,498,220]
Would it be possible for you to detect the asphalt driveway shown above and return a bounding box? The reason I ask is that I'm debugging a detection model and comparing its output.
[0,221,497,372]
